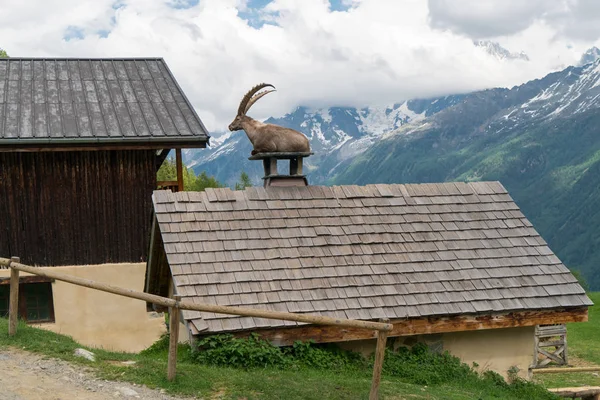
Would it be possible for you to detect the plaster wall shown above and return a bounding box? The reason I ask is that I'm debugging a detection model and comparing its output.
[0,263,166,352]
[337,326,534,379]
[443,326,535,379]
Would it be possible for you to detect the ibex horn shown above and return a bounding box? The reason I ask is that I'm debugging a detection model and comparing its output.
[245,88,277,115]
[237,83,276,116]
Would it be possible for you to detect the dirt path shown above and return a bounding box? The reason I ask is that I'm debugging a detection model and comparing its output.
[0,348,196,400]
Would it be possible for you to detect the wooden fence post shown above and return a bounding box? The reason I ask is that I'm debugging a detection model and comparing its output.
[167,295,181,381]
[8,256,20,336]
[369,318,390,400]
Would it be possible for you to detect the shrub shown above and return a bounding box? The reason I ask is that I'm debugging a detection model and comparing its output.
[191,334,367,371]
[284,340,366,371]
[381,343,477,385]
[193,333,289,369]
[482,370,508,388]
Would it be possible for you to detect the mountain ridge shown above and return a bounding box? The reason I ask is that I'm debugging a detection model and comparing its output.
[474,40,529,62]
[578,46,600,67]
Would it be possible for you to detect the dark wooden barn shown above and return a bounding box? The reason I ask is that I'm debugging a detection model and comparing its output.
[0,58,209,267]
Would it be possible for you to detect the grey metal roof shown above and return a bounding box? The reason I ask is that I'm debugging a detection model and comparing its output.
[151,182,593,334]
[0,58,209,147]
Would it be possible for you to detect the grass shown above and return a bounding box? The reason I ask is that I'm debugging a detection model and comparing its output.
[564,292,600,365]
[534,292,600,389]
[535,372,600,390]
[0,318,560,399]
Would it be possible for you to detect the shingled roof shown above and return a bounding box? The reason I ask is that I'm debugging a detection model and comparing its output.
[148,182,592,334]
[0,58,209,148]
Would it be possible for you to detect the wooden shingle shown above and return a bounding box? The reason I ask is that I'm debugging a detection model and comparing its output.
[151,182,592,334]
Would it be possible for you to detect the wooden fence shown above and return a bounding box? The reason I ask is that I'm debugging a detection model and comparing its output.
[533,324,568,367]
[0,256,393,400]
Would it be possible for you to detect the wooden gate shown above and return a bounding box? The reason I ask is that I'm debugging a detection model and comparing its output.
[534,324,568,367]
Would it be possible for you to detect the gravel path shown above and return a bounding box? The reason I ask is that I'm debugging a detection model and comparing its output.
[0,348,196,400]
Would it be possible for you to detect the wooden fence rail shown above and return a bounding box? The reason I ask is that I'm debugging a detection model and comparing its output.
[0,257,392,400]
[532,367,600,374]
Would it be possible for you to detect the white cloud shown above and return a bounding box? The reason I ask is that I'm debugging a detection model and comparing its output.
[428,0,561,39]
[549,0,600,41]
[428,0,600,42]
[1,0,599,131]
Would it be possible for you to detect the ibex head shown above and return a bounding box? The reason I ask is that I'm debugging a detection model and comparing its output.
[228,83,276,131]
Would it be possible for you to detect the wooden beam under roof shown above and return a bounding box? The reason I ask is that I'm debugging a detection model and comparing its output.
[0,141,207,153]
[223,308,588,346]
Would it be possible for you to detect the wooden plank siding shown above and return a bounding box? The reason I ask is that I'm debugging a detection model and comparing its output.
[0,150,156,266]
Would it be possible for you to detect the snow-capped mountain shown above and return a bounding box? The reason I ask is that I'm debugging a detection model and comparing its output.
[578,46,600,67]
[369,57,600,144]
[487,59,600,134]
[474,40,529,62]
[185,96,465,185]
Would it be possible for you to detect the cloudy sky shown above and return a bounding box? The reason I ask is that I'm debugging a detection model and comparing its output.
[1,0,600,130]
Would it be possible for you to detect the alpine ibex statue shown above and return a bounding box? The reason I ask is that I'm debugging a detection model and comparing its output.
[229,83,311,155]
